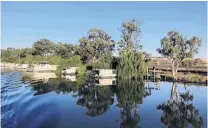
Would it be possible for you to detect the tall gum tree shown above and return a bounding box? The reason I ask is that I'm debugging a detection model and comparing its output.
[117,19,146,78]
[157,31,202,80]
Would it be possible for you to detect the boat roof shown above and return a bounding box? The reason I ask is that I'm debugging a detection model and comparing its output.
[93,69,117,71]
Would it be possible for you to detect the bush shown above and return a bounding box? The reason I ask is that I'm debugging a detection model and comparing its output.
[77,65,86,76]
[87,53,113,69]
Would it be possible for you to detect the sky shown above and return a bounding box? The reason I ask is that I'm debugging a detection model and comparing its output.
[1,1,207,58]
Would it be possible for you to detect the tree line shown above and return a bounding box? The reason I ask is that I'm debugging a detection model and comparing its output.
[1,19,203,80]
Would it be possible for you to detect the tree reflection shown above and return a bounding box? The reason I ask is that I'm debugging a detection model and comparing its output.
[75,84,115,117]
[31,78,83,95]
[116,79,145,128]
[157,82,203,128]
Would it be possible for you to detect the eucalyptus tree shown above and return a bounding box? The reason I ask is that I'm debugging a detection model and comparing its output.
[117,19,146,78]
[78,28,115,64]
[55,42,74,58]
[32,38,55,56]
[157,31,202,79]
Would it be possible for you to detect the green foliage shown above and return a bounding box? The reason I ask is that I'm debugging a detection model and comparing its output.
[117,19,146,78]
[48,56,62,65]
[118,19,142,51]
[55,42,74,58]
[87,53,113,69]
[32,38,55,56]
[77,65,86,76]
[1,49,17,63]
[21,54,34,64]
[157,31,202,79]
[181,58,194,68]
[118,50,146,78]
[68,55,83,67]
[79,28,115,64]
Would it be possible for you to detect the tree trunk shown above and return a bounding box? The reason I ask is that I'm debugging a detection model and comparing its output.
[171,61,176,80]
[175,63,179,80]
[171,60,179,80]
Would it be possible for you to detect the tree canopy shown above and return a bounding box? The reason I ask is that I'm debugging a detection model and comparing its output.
[32,39,55,56]
[157,31,202,79]
[79,28,115,64]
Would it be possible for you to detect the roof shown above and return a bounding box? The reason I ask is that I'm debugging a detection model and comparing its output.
[93,69,117,71]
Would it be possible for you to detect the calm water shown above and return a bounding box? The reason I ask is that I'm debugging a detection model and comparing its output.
[1,70,207,128]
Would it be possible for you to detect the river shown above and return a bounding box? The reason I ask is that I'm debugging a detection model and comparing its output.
[1,69,207,128]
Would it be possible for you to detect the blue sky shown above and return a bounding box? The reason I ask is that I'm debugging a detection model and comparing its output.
[2,2,207,58]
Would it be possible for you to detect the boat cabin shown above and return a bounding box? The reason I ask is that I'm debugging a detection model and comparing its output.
[92,69,117,78]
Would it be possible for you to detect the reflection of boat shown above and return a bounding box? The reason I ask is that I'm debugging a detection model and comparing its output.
[61,75,77,81]
[24,72,57,83]
[92,69,117,78]
[15,64,29,69]
[26,61,57,72]
[95,78,117,86]
[62,67,78,75]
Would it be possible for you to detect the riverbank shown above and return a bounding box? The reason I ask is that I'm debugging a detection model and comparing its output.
[160,73,207,84]
[148,65,207,74]
[1,62,207,85]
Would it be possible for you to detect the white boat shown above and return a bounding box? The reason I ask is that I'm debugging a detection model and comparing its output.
[92,69,117,78]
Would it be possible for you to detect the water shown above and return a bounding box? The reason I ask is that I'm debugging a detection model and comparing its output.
[1,70,207,128]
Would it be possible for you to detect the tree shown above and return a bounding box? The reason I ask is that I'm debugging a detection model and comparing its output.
[181,58,194,68]
[118,19,142,51]
[194,58,203,67]
[157,31,202,80]
[117,19,146,78]
[79,28,115,64]
[55,42,74,58]
[15,48,32,60]
[32,39,55,56]
[143,51,152,63]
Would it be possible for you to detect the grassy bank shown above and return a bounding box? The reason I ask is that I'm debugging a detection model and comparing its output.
[161,72,207,84]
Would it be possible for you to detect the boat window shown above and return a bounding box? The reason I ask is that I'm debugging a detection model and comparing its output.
[112,80,116,85]
[112,70,116,74]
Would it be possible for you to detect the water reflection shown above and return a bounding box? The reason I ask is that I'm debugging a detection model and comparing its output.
[157,82,203,128]
[20,72,205,127]
[116,80,145,128]
[75,84,115,117]
[22,72,57,83]
[61,75,77,81]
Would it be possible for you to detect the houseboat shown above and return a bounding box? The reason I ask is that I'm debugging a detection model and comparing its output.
[92,69,117,78]
[62,67,78,75]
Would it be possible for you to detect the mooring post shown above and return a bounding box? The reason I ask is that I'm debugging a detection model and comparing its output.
[154,67,155,82]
